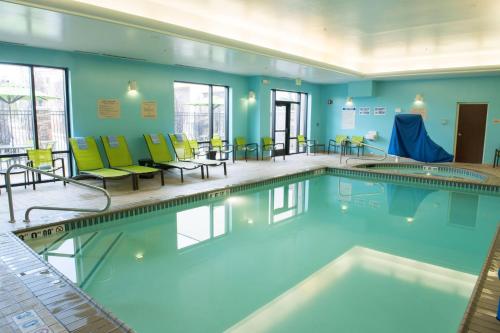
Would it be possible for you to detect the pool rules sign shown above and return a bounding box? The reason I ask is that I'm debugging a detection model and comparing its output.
[98,99,120,119]
[141,101,158,119]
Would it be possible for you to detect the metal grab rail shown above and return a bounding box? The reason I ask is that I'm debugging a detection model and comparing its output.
[5,164,111,223]
[341,141,388,164]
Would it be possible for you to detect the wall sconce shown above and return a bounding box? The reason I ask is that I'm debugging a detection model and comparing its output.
[345,97,353,106]
[248,90,256,103]
[295,78,302,86]
[128,80,137,95]
[414,94,424,105]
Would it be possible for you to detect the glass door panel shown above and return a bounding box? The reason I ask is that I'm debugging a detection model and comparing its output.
[289,103,299,154]
[274,103,288,155]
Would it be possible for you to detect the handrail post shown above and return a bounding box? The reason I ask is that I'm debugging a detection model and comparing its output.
[4,164,111,224]
[6,165,16,223]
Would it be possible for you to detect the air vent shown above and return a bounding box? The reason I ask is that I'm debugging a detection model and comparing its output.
[74,50,146,62]
[100,53,146,62]
[0,40,27,47]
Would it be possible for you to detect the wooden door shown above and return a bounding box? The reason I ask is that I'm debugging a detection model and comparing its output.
[455,104,487,163]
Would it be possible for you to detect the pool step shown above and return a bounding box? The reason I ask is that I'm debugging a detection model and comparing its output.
[79,232,123,288]
[40,231,124,288]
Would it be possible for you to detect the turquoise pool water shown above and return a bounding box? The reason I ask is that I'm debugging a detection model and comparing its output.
[27,175,500,333]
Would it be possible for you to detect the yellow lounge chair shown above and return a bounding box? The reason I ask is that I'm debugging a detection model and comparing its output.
[144,133,204,182]
[101,135,164,190]
[69,137,133,189]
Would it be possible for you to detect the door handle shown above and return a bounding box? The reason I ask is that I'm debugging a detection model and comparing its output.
[458,133,462,137]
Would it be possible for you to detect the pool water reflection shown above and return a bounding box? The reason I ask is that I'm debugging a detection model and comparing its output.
[27,175,500,333]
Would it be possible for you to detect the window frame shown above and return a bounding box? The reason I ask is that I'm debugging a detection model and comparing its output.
[173,81,230,143]
[0,61,72,187]
[271,89,309,155]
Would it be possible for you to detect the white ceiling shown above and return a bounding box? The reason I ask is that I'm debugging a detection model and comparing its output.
[3,0,500,83]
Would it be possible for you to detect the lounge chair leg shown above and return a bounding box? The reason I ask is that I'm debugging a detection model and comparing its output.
[256,148,259,161]
[102,179,107,189]
[245,150,248,162]
[206,165,209,178]
[132,175,138,190]
[223,162,227,176]
[62,168,66,186]
[201,166,205,179]
[180,169,184,183]
[32,171,36,190]
[160,171,164,186]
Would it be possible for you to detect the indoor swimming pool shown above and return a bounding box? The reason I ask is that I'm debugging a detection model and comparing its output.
[26,174,500,333]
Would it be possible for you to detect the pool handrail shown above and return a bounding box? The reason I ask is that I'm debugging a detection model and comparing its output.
[5,164,111,223]
[342,141,387,164]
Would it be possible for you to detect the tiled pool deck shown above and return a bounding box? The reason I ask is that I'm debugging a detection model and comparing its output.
[0,153,499,332]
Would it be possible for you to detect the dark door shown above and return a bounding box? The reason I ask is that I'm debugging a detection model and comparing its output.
[273,101,301,155]
[455,104,488,163]
[274,102,290,156]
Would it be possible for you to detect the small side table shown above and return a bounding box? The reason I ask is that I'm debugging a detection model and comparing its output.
[138,158,156,179]
[0,168,27,195]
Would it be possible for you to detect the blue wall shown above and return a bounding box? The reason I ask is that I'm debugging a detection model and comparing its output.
[321,77,500,164]
[0,44,250,163]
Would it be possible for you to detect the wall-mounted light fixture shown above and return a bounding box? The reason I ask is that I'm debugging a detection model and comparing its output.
[345,97,353,106]
[248,90,256,103]
[414,94,424,105]
[295,78,302,86]
[128,80,138,95]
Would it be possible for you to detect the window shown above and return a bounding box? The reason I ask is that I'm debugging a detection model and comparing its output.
[174,82,229,142]
[176,203,229,249]
[0,63,70,187]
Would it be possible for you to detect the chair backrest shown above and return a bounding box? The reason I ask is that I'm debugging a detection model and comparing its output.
[144,134,174,163]
[351,135,364,144]
[335,135,348,144]
[69,137,104,171]
[101,135,133,167]
[297,135,306,144]
[235,137,246,146]
[211,135,223,149]
[27,149,53,169]
[262,137,273,146]
[168,133,195,160]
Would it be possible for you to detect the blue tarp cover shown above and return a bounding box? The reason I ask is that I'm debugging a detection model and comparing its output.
[388,114,453,163]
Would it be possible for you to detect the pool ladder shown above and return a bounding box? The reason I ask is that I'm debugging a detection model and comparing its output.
[341,141,388,165]
[4,164,111,223]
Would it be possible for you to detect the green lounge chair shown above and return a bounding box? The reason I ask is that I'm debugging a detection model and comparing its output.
[101,135,164,190]
[69,137,133,189]
[328,135,348,154]
[144,133,204,182]
[27,148,66,190]
[210,134,234,163]
[297,135,317,155]
[168,133,227,178]
[234,137,258,162]
[350,135,365,156]
[262,137,285,162]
